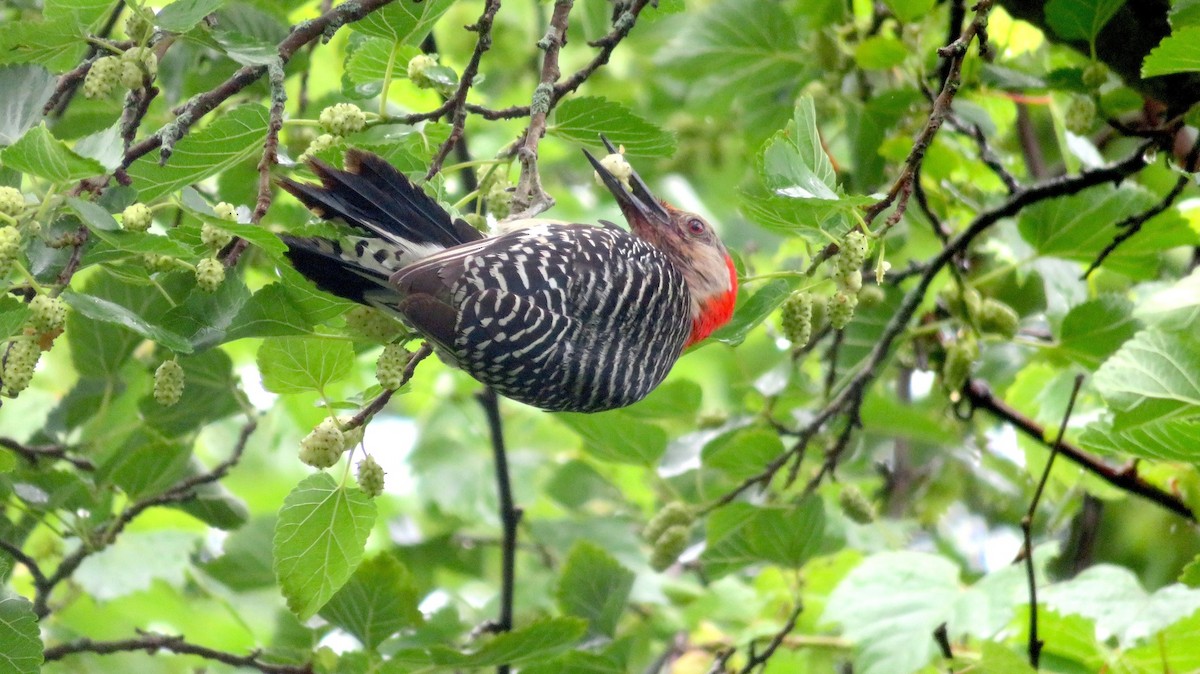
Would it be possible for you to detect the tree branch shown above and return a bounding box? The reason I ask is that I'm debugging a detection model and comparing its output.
[43,631,311,674]
[477,387,522,674]
[423,0,503,180]
[510,0,574,217]
[0,437,94,471]
[964,379,1195,522]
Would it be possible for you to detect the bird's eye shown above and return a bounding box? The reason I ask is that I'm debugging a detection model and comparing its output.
[687,218,706,236]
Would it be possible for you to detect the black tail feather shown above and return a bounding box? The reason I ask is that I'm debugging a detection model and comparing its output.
[281,235,389,305]
[278,150,482,249]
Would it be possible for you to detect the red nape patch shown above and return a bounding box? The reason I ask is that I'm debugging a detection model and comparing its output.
[686,255,738,347]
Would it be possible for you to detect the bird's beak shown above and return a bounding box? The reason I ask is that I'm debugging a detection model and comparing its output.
[583,135,671,228]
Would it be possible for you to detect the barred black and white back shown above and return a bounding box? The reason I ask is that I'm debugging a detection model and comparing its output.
[280,150,693,412]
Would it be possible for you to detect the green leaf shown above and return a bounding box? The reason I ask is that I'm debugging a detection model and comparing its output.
[854,36,908,70]
[74,531,200,600]
[659,0,811,133]
[174,476,249,530]
[1078,417,1200,464]
[351,0,457,44]
[978,642,1036,674]
[257,337,355,394]
[556,541,635,637]
[62,289,194,354]
[556,411,668,466]
[0,65,56,146]
[1052,296,1139,369]
[0,124,106,183]
[66,270,182,377]
[273,473,377,619]
[0,18,87,72]
[1143,26,1200,76]
[45,0,116,26]
[0,593,42,674]
[1133,267,1200,331]
[320,553,423,650]
[203,516,277,590]
[97,429,191,498]
[1042,564,1200,646]
[0,297,30,341]
[0,448,15,473]
[1093,329,1200,427]
[883,0,936,23]
[345,37,420,89]
[423,617,587,667]
[1120,609,1200,672]
[702,427,786,479]
[1045,0,1125,42]
[709,278,794,346]
[825,551,1028,674]
[549,97,676,157]
[1017,185,1197,278]
[701,499,825,578]
[126,105,270,202]
[155,0,226,32]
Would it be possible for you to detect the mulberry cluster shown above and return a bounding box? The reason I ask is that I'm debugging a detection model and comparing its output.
[356,455,385,498]
[828,230,870,330]
[201,224,233,251]
[594,151,633,191]
[120,47,157,89]
[300,134,340,162]
[122,203,153,232]
[407,54,440,89]
[28,295,66,333]
[3,335,41,395]
[83,56,121,98]
[376,343,410,390]
[942,337,978,393]
[1064,96,1096,136]
[0,227,22,279]
[344,306,403,343]
[0,187,25,218]
[839,485,877,524]
[154,359,184,407]
[779,290,813,347]
[644,502,694,571]
[195,257,225,293]
[298,417,347,468]
[319,103,366,136]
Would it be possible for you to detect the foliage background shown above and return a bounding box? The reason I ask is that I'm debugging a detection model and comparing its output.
[2,0,1200,672]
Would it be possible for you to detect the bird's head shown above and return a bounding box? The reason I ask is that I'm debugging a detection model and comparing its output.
[585,139,737,346]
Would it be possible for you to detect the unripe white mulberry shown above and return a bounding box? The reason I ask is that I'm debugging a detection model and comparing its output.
[376,343,410,390]
[0,227,21,279]
[344,306,403,342]
[298,417,346,468]
[839,485,876,524]
[122,203,153,232]
[0,186,24,217]
[942,338,978,393]
[407,54,439,88]
[3,337,40,395]
[83,56,120,98]
[356,455,385,497]
[319,103,366,136]
[153,358,184,406]
[213,202,238,222]
[780,291,813,347]
[979,298,1020,339]
[1064,96,1096,135]
[28,295,66,332]
[1082,62,1107,89]
[643,502,694,543]
[300,133,339,162]
[120,47,157,89]
[124,11,151,42]
[828,290,858,330]
[593,152,633,191]
[201,223,233,251]
[649,525,689,571]
[195,257,225,293]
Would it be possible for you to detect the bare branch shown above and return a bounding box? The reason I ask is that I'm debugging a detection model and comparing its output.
[43,631,311,674]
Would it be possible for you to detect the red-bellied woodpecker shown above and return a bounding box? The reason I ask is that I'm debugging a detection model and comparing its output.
[280,138,737,412]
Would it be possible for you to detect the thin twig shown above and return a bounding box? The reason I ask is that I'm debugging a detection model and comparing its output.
[43,631,311,674]
[964,379,1194,522]
[344,343,432,430]
[224,59,287,266]
[477,388,522,674]
[510,0,574,217]
[945,111,1020,193]
[1021,373,1084,668]
[0,537,50,590]
[735,600,805,673]
[0,437,95,471]
[464,0,654,121]
[424,0,504,180]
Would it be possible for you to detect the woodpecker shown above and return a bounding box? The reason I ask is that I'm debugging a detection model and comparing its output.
[279,139,737,413]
